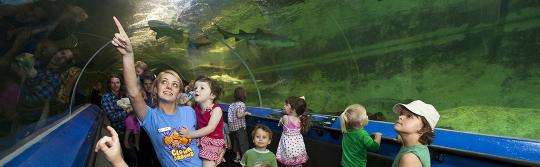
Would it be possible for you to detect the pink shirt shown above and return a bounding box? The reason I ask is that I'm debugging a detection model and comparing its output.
[125,115,140,134]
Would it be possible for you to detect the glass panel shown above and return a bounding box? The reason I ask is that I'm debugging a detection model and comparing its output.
[0,0,89,156]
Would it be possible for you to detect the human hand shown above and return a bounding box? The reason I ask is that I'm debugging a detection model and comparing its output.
[13,28,32,46]
[95,126,127,167]
[66,67,81,82]
[395,135,402,144]
[68,67,81,77]
[245,112,252,116]
[179,94,189,105]
[179,126,191,138]
[112,16,133,56]
[373,132,382,137]
[125,107,133,114]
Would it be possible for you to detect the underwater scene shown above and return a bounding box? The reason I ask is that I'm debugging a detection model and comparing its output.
[1,0,540,158]
[118,0,540,141]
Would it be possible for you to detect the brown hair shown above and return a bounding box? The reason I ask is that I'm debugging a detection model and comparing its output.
[135,61,148,71]
[141,71,155,81]
[286,96,312,133]
[419,116,435,145]
[233,87,246,102]
[252,124,273,141]
[195,76,223,102]
[41,48,78,69]
[106,73,121,91]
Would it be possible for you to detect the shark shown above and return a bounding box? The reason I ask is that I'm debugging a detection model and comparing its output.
[216,26,297,48]
[189,63,231,71]
[209,74,244,85]
[147,20,183,43]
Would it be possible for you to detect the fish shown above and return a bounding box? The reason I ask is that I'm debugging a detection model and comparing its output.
[190,63,231,71]
[187,31,227,49]
[215,26,297,48]
[188,34,214,48]
[260,79,286,90]
[147,20,183,43]
[209,74,244,84]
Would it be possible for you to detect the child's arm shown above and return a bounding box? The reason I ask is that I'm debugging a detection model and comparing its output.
[399,153,422,167]
[240,151,248,167]
[112,17,147,121]
[239,111,251,118]
[279,115,288,126]
[238,111,251,118]
[271,156,278,167]
[180,107,223,138]
[134,133,140,151]
[373,132,382,144]
[124,129,131,148]
[236,103,251,118]
[364,132,381,152]
[0,28,30,75]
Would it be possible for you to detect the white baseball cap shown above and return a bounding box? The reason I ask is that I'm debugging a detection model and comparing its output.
[393,100,440,131]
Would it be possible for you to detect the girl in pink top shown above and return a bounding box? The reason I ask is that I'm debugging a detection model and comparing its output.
[124,109,140,151]
[276,96,311,167]
[180,76,225,167]
[118,97,140,151]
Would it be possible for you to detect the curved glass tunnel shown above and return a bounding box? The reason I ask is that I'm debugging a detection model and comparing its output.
[1,0,540,163]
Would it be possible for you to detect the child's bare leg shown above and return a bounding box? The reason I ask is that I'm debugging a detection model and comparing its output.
[217,148,226,163]
[202,159,217,167]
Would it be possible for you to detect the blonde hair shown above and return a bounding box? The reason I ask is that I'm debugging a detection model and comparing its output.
[151,70,183,107]
[135,61,148,71]
[339,104,369,133]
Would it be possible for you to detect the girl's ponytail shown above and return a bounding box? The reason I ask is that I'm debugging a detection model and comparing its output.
[286,96,312,133]
[299,113,312,134]
[339,111,348,133]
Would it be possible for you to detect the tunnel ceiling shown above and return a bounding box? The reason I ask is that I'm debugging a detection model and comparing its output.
[80,0,485,78]
[79,0,533,76]
[78,0,304,77]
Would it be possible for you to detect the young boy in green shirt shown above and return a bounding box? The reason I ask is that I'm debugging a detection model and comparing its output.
[241,125,278,167]
[340,104,382,167]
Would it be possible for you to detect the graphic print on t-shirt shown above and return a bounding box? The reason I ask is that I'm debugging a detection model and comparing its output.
[162,127,195,161]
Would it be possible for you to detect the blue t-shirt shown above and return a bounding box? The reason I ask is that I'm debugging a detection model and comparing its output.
[140,106,202,166]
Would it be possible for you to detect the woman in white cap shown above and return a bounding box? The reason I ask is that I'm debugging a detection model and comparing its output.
[392,100,440,167]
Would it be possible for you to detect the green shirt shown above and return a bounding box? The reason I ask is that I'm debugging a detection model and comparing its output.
[341,129,380,167]
[241,148,278,167]
[391,144,431,167]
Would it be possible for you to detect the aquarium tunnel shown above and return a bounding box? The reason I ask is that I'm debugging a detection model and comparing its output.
[0,0,540,166]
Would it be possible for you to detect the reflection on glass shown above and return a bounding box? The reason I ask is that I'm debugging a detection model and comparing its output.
[0,1,88,156]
